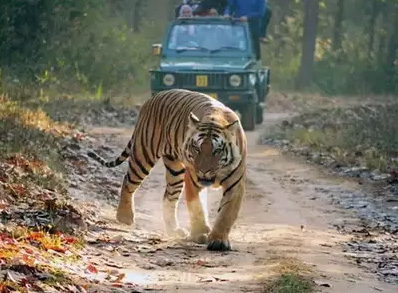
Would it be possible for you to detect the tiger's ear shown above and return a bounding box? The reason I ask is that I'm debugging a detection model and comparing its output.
[188,112,200,129]
[225,120,240,132]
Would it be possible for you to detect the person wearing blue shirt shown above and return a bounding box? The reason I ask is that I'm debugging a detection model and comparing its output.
[224,0,265,19]
[260,1,272,42]
[224,0,265,60]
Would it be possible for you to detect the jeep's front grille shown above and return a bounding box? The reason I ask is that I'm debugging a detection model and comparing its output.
[180,73,225,89]
[151,71,248,90]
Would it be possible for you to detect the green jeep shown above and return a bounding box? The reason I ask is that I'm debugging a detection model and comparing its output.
[149,17,270,131]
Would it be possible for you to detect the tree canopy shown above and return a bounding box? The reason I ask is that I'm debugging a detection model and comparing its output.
[0,0,397,96]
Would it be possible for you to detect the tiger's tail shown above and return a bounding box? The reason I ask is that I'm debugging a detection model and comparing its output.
[87,141,131,168]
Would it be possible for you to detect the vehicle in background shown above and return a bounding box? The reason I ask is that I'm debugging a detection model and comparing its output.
[150,17,270,131]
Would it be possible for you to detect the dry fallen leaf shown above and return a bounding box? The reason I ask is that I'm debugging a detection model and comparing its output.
[197,260,206,266]
[111,283,123,288]
[87,263,98,274]
[0,199,8,210]
[114,273,126,283]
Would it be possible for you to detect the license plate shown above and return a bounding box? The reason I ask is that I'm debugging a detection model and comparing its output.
[229,95,241,101]
[208,93,218,100]
[196,75,208,87]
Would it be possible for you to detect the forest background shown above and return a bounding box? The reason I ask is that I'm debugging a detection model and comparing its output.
[1,0,397,100]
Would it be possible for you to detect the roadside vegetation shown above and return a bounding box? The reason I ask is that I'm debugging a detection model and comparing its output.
[263,257,314,293]
[265,274,314,293]
[0,96,82,290]
[0,97,140,291]
[263,95,398,180]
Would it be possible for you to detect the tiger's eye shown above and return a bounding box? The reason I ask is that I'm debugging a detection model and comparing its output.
[193,144,200,153]
[213,148,221,156]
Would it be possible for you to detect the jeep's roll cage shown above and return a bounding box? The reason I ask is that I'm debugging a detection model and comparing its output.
[161,17,256,60]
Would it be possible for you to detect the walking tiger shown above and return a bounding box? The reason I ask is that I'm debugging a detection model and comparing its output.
[87,89,247,251]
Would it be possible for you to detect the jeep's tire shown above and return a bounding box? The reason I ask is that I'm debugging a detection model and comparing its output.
[241,103,256,131]
[256,104,264,125]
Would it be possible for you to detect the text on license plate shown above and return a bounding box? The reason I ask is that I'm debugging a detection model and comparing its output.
[196,75,208,87]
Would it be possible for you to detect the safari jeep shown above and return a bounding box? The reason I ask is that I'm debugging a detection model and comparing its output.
[149,17,270,131]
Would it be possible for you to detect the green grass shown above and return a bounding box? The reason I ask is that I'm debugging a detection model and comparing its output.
[265,273,314,293]
[266,103,398,173]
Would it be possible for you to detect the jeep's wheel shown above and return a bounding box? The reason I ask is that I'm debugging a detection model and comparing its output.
[256,104,264,125]
[241,103,256,131]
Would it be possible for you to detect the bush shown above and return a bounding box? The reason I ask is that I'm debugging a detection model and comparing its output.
[268,103,398,173]
[0,96,73,170]
[0,1,162,99]
[313,36,398,95]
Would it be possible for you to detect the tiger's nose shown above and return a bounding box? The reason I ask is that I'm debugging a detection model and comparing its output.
[198,175,215,186]
[198,171,212,178]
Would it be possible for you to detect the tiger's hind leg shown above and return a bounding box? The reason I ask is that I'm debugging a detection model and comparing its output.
[117,154,156,225]
[162,156,187,238]
[185,170,211,244]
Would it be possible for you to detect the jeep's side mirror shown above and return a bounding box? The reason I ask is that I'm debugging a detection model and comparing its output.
[152,44,162,56]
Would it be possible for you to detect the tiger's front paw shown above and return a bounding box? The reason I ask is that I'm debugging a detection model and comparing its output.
[116,208,134,226]
[190,233,208,244]
[207,233,231,251]
[167,227,188,239]
[190,225,211,244]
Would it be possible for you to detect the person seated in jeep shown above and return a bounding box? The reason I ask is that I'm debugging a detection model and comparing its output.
[178,4,194,18]
[192,0,227,16]
[175,0,198,18]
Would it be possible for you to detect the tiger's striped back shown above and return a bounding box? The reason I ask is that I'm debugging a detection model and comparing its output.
[88,89,245,169]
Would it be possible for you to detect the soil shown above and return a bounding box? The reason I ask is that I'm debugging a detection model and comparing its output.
[64,110,398,293]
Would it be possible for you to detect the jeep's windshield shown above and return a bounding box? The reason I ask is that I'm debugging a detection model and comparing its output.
[167,23,249,55]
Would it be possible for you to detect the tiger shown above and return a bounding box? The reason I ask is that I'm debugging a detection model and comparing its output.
[87,89,247,251]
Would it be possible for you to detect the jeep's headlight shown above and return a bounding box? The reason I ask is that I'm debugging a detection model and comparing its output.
[249,73,257,86]
[229,74,241,87]
[163,74,175,86]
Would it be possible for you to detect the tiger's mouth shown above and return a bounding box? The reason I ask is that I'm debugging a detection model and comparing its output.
[198,177,216,187]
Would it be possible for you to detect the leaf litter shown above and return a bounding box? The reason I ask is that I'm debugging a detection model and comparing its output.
[0,150,147,292]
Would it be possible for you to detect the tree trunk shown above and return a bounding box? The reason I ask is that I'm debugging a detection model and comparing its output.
[367,0,378,58]
[132,0,142,33]
[332,0,344,51]
[376,2,388,66]
[296,0,319,90]
[386,6,398,91]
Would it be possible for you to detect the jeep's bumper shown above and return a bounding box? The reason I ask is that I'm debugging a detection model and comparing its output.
[151,89,257,106]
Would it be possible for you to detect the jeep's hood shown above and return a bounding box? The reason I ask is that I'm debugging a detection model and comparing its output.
[160,57,255,71]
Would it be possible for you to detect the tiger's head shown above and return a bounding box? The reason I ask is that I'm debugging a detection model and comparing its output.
[183,112,242,187]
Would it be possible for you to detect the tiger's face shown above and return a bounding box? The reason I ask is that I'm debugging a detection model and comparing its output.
[183,112,240,187]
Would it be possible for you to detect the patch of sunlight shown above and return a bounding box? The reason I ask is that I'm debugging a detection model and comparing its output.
[250,148,281,158]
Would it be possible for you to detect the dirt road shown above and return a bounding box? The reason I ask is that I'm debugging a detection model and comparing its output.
[68,112,398,292]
